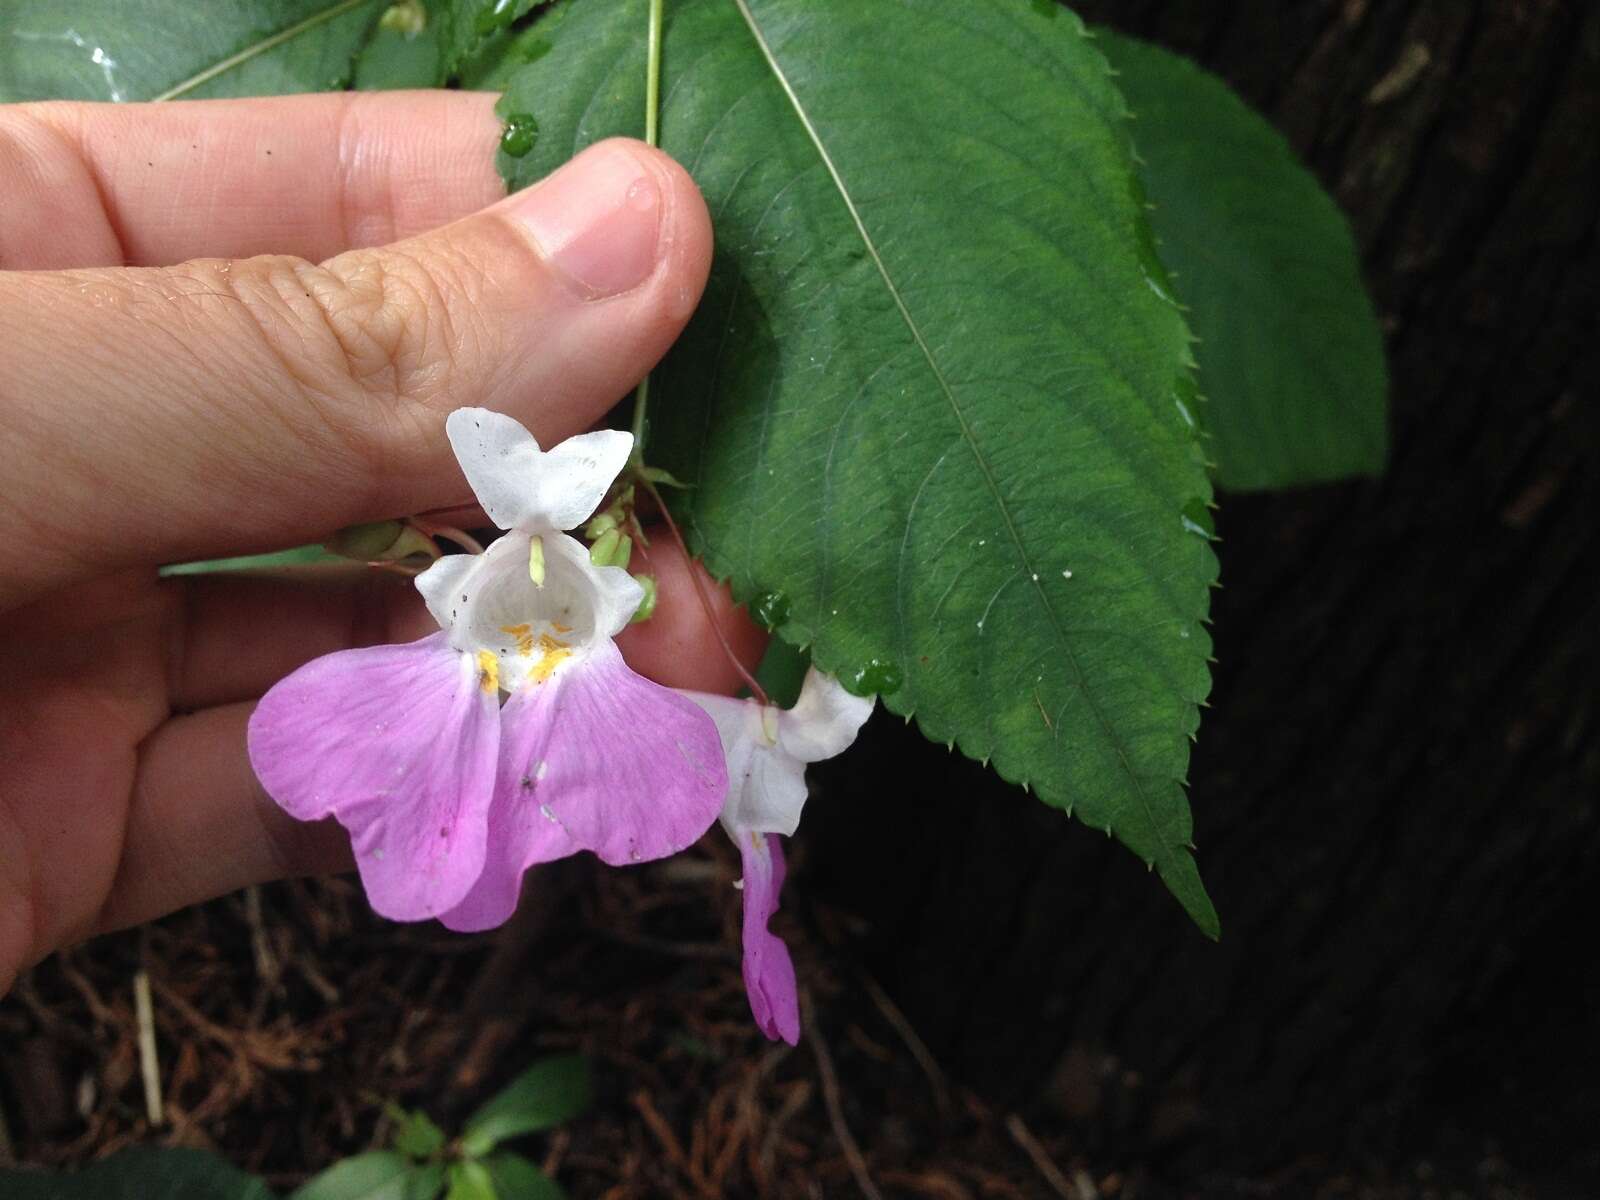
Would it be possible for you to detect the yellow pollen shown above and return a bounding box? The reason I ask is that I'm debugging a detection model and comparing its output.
[529,633,572,684]
[499,622,535,656]
[552,622,573,634]
[476,650,500,694]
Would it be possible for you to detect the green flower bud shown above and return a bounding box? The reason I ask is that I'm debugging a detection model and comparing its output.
[590,528,634,569]
[589,527,621,567]
[630,574,658,623]
[378,0,427,36]
[325,520,437,563]
[584,511,619,540]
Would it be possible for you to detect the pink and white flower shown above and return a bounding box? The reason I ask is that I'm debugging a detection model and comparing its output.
[248,409,728,932]
[682,671,874,1043]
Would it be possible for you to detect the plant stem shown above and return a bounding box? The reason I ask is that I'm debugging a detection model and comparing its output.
[645,0,663,148]
[637,475,769,705]
[630,0,666,461]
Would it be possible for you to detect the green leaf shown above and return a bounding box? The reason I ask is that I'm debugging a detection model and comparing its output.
[1097,31,1388,491]
[389,1107,449,1161]
[289,1151,412,1200]
[438,0,540,77]
[497,0,1220,934]
[484,1154,566,1200]
[755,636,809,708]
[0,0,385,102]
[460,1055,591,1155]
[453,22,554,91]
[404,1163,447,1200]
[159,545,343,577]
[0,1148,275,1200]
[443,1162,496,1200]
[353,1,444,89]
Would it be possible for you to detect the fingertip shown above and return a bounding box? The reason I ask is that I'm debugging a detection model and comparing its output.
[625,137,715,325]
[497,136,711,317]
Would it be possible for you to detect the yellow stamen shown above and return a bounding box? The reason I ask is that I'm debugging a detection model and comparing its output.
[529,633,572,684]
[499,623,535,656]
[476,650,500,694]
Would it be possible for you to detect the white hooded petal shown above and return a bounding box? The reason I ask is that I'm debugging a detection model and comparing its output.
[737,747,810,837]
[446,407,632,532]
[685,670,872,839]
[777,669,875,762]
[691,693,809,838]
[414,552,481,632]
[543,530,644,641]
[450,529,643,687]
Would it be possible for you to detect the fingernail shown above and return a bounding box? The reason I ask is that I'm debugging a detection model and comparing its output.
[508,142,663,300]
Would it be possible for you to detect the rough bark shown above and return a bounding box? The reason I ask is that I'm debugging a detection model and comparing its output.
[807,0,1600,1159]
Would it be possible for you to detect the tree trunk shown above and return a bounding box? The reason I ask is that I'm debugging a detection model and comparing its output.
[807,0,1600,1160]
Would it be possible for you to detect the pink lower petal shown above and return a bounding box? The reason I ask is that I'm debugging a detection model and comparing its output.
[438,752,579,933]
[495,638,726,867]
[247,633,499,922]
[738,832,800,1045]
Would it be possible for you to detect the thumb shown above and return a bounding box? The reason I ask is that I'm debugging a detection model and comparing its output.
[0,138,710,606]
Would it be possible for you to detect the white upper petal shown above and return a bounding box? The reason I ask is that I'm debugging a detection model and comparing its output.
[446,407,632,533]
[778,669,875,763]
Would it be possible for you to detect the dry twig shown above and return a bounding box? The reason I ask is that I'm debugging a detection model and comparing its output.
[1004,1113,1074,1199]
[803,992,883,1200]
[133,969,163,1127]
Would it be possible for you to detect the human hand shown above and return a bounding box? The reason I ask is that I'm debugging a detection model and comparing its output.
[0,92,763,993]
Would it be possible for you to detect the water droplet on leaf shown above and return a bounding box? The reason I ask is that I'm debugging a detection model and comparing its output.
[842,657,903,697]
[750,590,791,629]
[499,113,539,158]
[474,0,519,35]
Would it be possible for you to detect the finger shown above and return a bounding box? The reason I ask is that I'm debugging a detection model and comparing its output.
[165,565,434,710]
[169,541,765,709]
[0,137,713,610]
[93,703,354,938]
[618,533,769,693]
[0,92,504,269]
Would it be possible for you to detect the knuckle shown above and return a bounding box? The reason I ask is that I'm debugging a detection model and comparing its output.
[280,242,493,414]
[163,248,488,477]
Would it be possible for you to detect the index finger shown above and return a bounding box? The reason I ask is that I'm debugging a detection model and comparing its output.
[1,91,505,269]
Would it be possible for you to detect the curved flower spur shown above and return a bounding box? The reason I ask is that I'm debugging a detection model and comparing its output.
[682,670,874,1044]
[248,409,728,932]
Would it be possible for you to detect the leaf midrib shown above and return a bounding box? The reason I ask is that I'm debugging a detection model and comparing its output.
[151,0,373,100]
[730,0,1181,858]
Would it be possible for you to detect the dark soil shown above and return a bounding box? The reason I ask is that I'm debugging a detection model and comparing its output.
[0,834,1587,1198]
